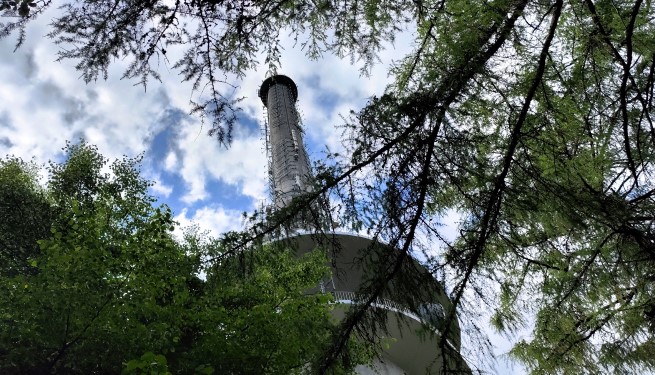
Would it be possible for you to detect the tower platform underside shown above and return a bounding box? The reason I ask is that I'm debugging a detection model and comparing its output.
[279,232,471,375]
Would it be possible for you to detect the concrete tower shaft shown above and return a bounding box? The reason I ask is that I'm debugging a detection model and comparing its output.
[259,75,312,210]
[256,74,471,374]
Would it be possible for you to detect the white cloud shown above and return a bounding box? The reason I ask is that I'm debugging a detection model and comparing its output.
[174,206,245,238]
[176,125,267,204]
[164,151,178,171]
[0,22,172,166]
[150,177,174,198]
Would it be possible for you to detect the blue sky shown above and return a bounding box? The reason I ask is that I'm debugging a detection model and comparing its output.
[0,5,526,374]
[0,4,400,235]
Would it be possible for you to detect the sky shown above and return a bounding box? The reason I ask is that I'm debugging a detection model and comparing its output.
[0,5,525,374]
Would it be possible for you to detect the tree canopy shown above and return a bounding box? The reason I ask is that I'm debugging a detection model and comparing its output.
[3,0,655,374]
[0,142,361,374]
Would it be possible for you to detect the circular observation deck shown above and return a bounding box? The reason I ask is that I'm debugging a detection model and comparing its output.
[258,74,298,107]
[279,232,470,375]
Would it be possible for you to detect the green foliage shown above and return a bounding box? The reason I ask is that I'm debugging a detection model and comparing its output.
[3,0,655,373]
[0,156,52,277]
[252,0,655,373]
[0,142,352,374]
[123,352,172,375]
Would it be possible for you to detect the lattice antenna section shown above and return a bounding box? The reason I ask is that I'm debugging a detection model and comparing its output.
[296,109,312,183]
[261,104,275,202]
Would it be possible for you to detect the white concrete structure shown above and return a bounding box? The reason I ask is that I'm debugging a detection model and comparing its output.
[289,232,467,374]
[259,75,470,374]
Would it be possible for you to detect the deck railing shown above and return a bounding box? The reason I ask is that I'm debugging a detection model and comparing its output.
[330,290,444,325]
[329,290,457,350]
